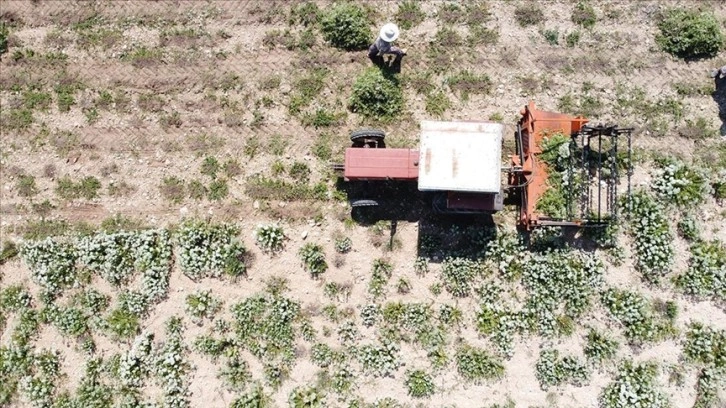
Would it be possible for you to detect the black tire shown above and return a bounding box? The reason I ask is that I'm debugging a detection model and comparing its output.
[351,129,386,148]
[350,129,385,141]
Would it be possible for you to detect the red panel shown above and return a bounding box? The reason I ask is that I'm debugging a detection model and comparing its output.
[344,148,420,180]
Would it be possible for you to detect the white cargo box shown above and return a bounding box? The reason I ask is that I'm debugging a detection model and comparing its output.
[418,120,503,193]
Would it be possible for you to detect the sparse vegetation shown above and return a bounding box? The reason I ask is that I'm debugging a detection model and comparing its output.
[514,4,543,27]
[571,2,596,29]
[396,1,426,30]
[2,2,726,406]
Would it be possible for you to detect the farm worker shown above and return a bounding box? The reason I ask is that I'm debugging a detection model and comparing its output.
[711,65,726,79]
[711,65,726,80]
[368,23,406,67]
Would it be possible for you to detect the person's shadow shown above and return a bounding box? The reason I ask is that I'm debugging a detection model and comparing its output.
[714,76,726,136]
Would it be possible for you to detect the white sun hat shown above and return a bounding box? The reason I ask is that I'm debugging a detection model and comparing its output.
[379,23,400,43]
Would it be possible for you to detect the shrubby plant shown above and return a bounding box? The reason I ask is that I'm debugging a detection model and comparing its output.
[440,257,480,297]
[0,285,32,312]
[134,229,173,303]
[438,304,462,328]
[516,249,604,338]
[20,238,77,298]
[379,302,441,348]
[19,349,62,408]
[601,288,675,343]
[584,329,619,363]
[571,1,596,28]
[105,307,140,339]
[455,344,504,383]
[185,289,222,322]
[230,383,270,408]
[369,259,393,299]
[219,355,252,391]
[331,365,354,395]
[360,303,381,327]
[119,332,154,388]
[310,343,334,368]
[154,317,191,408]
[49,305,90,337]
[255,223,285,254]
[600,361,669,408]
[289,385,326,408]
[476,301,518,358]
[193,334,230,360]
[683,322,725,367]
[682,321,726,404]
[334,236,352,254]
[404,369,435,398]
[486,233,527,280]
[231,292,305,384]
[677,214,700,241]
[337,320,359,345]
[358,340,401,378]
[627,192,674,283]
[535,349,589,389]
[118,290,149,317]
[320,3,371,51]
[349,68,404,120]
[176,221,246,279]
[299,243,328,279]
[674,239,725,303]
[656,8,724,59]
[651,159,710,207]
[413,257,428,276]
[77,232,137,286]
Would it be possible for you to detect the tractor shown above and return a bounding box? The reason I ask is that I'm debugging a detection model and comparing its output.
[334,101,633,230]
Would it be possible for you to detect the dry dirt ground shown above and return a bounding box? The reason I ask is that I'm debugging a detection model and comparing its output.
[1,1,726,407]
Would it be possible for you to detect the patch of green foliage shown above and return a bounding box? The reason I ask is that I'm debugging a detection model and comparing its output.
[674,239,725,304]
[320,3,371,51]
[232,292,306,386]
[455,344,505,383]
[584,329,619,364]
[601,288,677,343]
[396,1,426,30]
[535,348,589,389]
[176,221,246,279]
[514,4,543,27]
[349,68,404,120]
[298,243,327,279]
[600,361,669,408]
[651,158,710,207]
[627,192,675,283]
[404,369,435,398]
[571,1,596,29]
[683,323,726,408]
[255,223,285,254]
[656,8,724,59]
[440,257,480,298]
[368,259,393,299]
[56,176,102,200]
[446,70,492,101]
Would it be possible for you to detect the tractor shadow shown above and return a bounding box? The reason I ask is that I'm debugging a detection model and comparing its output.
[335,178,500,260]
[335,180,611,261]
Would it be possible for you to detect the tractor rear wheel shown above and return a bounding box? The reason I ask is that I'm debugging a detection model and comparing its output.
[351,129,386,148]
